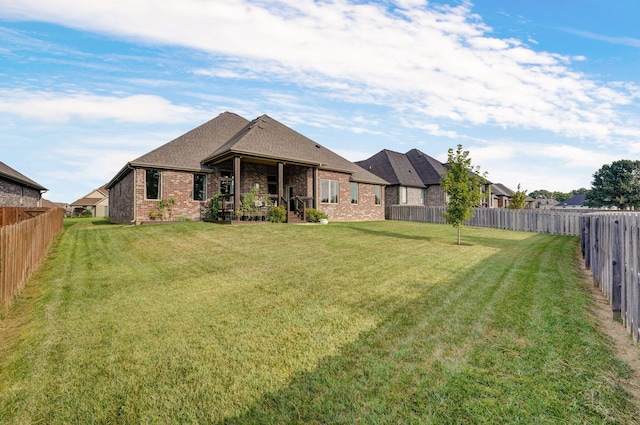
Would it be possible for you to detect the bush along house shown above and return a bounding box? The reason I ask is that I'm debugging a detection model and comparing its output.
[106,112,388,224]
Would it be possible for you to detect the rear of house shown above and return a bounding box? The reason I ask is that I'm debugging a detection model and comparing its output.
[107,112,388,224]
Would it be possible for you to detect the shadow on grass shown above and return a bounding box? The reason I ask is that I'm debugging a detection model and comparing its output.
[339,223,433,242]
[90,219,117,226]
[213,234,631,425]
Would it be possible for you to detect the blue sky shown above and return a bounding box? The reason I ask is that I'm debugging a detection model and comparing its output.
[1,0,639,203]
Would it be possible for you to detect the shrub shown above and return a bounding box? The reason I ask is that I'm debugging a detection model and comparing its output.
[306,208,328,223]
[267,205,286,223]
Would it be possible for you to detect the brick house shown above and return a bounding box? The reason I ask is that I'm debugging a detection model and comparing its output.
[356,148,509,216]
[106,112,388,224]
[0,161,47,207]
[356,149,451,210]
[70,185,109,217]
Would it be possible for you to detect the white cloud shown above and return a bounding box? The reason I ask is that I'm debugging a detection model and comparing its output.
[2,0,639,142]
[0,90,208,123]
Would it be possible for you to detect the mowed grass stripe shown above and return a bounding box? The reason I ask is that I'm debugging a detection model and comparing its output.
[0,219,637,424]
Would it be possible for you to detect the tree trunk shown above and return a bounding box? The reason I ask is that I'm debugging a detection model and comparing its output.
[457,226,461,245]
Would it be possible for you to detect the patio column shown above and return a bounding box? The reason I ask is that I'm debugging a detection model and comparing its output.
[233,156,241,213]
[278,162,284,206]
[313,167,318,209]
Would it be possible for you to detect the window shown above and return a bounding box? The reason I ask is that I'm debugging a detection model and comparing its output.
[400,186,408,204]
[321,179,339,204]
[146,169,161,200]
[374,185,382,205]
[194,173,206,201]
[350,182,358,204]
[420,188,426,204]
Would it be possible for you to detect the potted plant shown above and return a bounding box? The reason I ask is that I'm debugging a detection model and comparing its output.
[306,208,328,224]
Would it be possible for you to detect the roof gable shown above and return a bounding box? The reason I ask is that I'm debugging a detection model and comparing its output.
[131,112,250,171]
[203,114,387,184]
[0,161,47,191]
[357,148,447,187]
[404,149,447,185]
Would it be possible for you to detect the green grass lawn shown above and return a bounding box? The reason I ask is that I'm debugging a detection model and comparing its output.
[0,219,638,424]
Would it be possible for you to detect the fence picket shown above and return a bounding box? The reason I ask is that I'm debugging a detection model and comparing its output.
[0,207,64,309]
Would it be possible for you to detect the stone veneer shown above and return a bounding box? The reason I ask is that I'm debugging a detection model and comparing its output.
[0,178,41,207]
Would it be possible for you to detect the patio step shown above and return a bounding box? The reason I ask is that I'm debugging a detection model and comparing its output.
[287,211,305,224]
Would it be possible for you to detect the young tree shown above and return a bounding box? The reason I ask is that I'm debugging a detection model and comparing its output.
[507,184,527,209]
[585,160,640,209]
[440,144,487,245]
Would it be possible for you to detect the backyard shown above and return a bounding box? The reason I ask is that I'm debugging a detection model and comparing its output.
[0,219,638,424]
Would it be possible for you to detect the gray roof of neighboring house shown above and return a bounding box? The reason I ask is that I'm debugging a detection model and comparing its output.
[109,112,387,187]
[355,148,448,187]
[0,161,47,191]
[491,183,514,197]
[405,149,448,185]
[557,193,586,207]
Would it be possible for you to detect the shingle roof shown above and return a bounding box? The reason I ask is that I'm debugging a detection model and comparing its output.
[557,193,586,206]
[356,148,447,187]
[405,149,448,185]
[354,149,423,187]
[491,183,514,197]
[202,114,388,184]
[109,112,387,187]
[0,161,47,191]
[71,197,103,207]
[131,112,250,171]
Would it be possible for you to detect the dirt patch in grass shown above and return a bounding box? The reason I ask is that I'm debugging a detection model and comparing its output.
[580,263,640,404]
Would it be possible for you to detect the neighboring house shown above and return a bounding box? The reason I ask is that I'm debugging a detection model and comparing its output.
[355,149,447,208]
[487,183,535,209]
[70,185,109,217]
[534,198,559,210]
[356,148,496,213]
[555,193,591,210]
[106,112,388,224]
[0,161,47,207]
[488,183,513,208]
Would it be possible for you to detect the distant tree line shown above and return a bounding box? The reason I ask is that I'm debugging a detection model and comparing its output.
[530,159,640,210]
[528,188,589,203]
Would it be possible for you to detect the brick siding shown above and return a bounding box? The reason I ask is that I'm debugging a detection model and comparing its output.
[0,178,41,207]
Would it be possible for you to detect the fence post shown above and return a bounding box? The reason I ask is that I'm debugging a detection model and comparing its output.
[612,218,622,319]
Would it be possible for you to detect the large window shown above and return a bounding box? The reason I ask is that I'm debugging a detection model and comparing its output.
[350,182,358,204]
[194,173,206,201]
[374,185,382,205]
[400,186,408,204]
[146,169,161,200]
[321,179,339,204]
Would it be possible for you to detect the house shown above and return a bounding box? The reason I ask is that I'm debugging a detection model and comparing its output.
[106,112,388,224]
[534,198,559,210]
[355,149,447,208]
[0,161,47,207]
[356,148,498,214]
[554,193,591,210]
[70,185,109,217]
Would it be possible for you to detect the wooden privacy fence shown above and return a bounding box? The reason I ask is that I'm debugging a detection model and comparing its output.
[389,205,584,236]
[0,207,52,226]
[581,213,640,344]
[1,207,64,309]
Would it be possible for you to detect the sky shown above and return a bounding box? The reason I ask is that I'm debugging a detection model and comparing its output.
[1,0,640,203]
